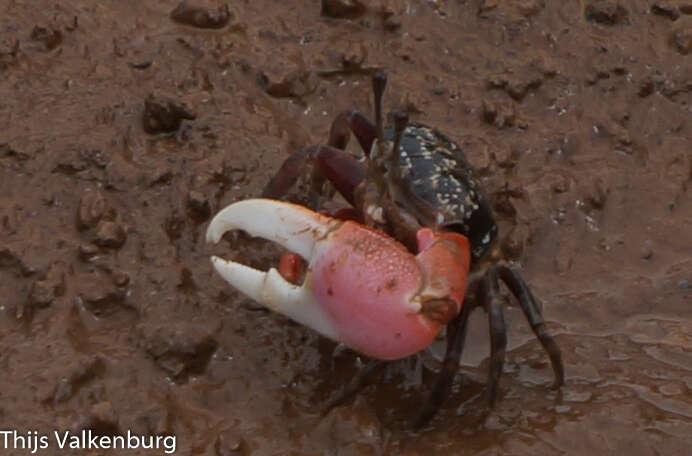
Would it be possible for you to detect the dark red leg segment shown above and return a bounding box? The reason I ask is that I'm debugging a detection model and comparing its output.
[328,110,378,154]
[262,146,317,199]
[261,144,367,206]
[263,108,376,201]
[312,145,366,206]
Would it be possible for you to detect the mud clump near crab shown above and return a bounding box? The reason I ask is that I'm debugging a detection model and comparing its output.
[206,72,564,427]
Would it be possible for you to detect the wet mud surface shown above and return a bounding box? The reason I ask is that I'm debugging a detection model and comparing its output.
[1,0,691,455]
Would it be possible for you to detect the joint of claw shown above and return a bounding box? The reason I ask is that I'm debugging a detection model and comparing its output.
[421,298,457,325]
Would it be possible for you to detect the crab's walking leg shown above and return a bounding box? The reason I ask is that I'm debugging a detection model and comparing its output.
[323,360,385,414]
[321,108,377,204]
[262,146,312,199]
[484,267,508,407]
[262,144,367,206]
[411,289,476,428]
[496,265,565,388]
[328,110,377,153]
[310,145,366,206]
[262,108,376,201]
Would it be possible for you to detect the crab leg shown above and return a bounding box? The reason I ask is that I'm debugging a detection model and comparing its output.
[262,109,374,202]
[311,146,366,206]
[261,145,367,207]
[328,110,377,153]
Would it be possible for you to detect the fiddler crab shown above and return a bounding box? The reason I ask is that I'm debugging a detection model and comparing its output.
[206,71,564,427]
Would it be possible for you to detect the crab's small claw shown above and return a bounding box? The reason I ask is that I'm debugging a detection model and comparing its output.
[206,199,471,360]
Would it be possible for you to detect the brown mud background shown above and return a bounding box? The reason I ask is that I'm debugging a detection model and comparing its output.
[1,0,691,455]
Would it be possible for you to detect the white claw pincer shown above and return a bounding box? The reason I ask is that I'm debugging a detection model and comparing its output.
[206,198,341,341]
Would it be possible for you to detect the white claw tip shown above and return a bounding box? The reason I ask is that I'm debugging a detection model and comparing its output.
[206,225,223,244]
[205,198,337,259]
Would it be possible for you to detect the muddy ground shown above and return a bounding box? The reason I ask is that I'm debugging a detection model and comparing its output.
[1,0,691,455]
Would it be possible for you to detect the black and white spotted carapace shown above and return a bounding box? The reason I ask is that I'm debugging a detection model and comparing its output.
[379,122,498,263]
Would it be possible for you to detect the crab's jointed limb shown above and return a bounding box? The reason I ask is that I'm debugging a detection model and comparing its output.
[206,198,471,360]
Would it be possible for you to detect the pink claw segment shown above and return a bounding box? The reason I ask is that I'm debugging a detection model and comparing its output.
[310,222,431,360]
[415,228,471,311]
[416,227,437,251]
[311,224,470,359]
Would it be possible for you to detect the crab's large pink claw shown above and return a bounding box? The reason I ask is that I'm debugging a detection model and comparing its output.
[206,199,471,360]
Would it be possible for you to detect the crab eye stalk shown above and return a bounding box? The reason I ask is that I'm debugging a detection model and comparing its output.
[393,110,408,133]
[372,71,387,158]
[390,110,409,178]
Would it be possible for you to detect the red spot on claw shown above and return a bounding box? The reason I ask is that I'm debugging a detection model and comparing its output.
[278,253,303,285]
